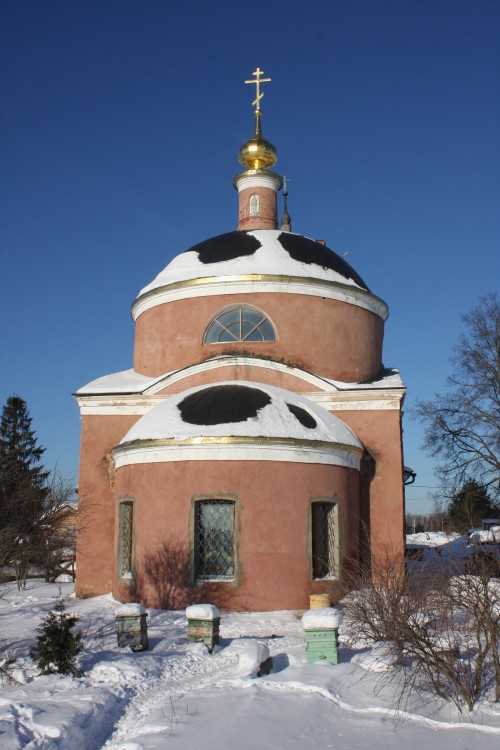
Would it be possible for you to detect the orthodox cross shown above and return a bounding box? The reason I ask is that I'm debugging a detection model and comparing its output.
[245,67,271,113]
[283,175,292,195]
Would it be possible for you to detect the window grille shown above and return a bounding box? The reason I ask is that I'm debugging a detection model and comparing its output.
[311,502,337,579]
[204,306,276,344]
[118,501,133,578]
[195,500,235,580]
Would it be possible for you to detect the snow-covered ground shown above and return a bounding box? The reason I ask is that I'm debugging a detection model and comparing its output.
[406,531,462,547]
[1,581,500,749]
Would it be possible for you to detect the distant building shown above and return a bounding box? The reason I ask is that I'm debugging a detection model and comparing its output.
[74,70,406,610]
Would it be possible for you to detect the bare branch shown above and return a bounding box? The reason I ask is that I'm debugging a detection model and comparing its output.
[414,292,500,500]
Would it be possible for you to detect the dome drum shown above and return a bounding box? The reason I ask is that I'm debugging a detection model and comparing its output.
[133,290,385,382]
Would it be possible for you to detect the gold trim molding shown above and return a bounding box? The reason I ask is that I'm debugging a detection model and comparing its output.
[132,273,388,322]
[113,435,363,455]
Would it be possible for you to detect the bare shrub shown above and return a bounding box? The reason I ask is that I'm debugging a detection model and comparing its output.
[343,550,500,712]
[0,646,25,685]
[0,461,80,588]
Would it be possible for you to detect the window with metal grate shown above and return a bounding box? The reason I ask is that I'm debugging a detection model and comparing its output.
[311,502,337,579]
[195,500,235,580]
[118,501,134,579]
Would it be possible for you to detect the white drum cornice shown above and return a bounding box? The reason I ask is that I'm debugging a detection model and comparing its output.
[131,274,389,322]
[113,436,363,469]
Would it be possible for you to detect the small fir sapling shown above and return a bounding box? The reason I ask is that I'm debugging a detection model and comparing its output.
[31,597,83,676]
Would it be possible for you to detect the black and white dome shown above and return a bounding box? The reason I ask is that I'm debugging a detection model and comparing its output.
[138,230,369,296]
[112,382,363,470]
[132,229,388,322]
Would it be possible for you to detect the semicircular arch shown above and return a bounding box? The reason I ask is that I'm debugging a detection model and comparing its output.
[203,304,277,344]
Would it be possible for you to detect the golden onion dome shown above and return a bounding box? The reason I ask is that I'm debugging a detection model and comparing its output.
[238,135,277,171]
[238,112,278,171]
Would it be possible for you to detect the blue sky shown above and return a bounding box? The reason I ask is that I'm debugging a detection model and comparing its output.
[1,0,498,515]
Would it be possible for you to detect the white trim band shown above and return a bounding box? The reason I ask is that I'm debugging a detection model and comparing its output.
[145,356,333,394]
[233,171,283,193]
[132,276,388,322]
[76,391,403,416]
[113,441,362,470]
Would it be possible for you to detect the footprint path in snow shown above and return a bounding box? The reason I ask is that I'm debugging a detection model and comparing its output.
[101,649,239,747]
[101,632,303,748]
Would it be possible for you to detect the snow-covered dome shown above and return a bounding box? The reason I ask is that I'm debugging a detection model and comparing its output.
[131,230,388,322]
[112,381,363,469]
[138,230,369,296]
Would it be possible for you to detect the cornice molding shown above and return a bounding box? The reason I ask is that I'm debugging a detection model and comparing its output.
[144,355,334,394]
[76,389,404,416]
[131,274,388,322]
[112,435,363,469]
[75,356,404,415]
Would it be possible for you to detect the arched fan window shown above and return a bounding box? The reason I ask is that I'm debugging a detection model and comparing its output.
[204,305,277,344]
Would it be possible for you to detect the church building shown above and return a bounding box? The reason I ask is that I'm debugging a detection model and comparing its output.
[75,69,406,611]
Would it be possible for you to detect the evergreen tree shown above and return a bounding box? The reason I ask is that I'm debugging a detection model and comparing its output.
[448,478,496,532]
[0,396,48,580]
[0,395,47,492]
[31,597,83,676]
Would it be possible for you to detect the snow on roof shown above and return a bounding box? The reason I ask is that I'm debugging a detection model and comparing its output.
[119,381,362,447]
[75,369,155,395]
[324,367,405,391]
[138,230,371,297]
[75,364,404,397]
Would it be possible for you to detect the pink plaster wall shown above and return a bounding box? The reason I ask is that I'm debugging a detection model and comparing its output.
[334,409,405,567]
[113,460,360,611]
[237,186,278,230]
[134,293,384,382]
[155,364,323,395]
[75,404,404,604]
[75,414,139,598]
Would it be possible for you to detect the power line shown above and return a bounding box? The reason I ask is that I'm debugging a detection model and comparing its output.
[407,484,442,490]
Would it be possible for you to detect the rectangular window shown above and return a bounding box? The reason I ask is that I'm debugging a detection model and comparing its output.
[195,500,235,580]
[118,501,134,579]
[311,502,337,579]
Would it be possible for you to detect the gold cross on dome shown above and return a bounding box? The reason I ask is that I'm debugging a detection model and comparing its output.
[245,67,271,113]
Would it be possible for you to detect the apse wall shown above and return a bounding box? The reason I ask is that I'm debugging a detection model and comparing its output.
[112,460,360,611]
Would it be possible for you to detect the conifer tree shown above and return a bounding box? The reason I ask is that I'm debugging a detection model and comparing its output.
[0,395,47,493]
[0,397,77,586]
[448,478,495,533]
[0,396,48,578]
[31,597,83,676]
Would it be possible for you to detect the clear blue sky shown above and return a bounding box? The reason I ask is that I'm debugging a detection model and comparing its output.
[1,0,498,515]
